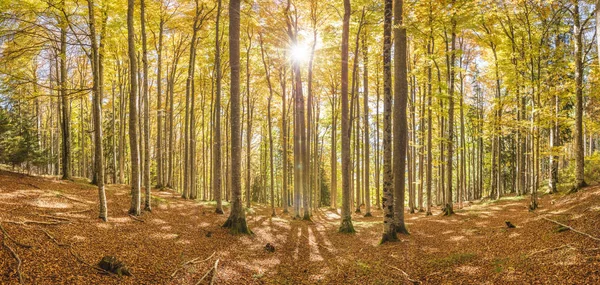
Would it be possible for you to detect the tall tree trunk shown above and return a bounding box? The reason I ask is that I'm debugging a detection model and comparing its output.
[393,0,410,232]
[443,7,456,216]
[339,0,355,233]
[223,0,250,234]
[259,33,276,217]
[127,0,141,216]
[88,0,107,221]
[60,11,71,181]
[281,67,289,213]
[362,28,371,217]
[426,38,433,216]
[573,2,586,190]
[381,0,395,242]
[141,0,151,210]
[156,15,164,188]
[213,0,224,213]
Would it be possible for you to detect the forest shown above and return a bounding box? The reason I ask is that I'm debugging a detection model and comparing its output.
[0,0,599,283]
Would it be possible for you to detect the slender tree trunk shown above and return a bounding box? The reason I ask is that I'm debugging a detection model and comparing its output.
[127,0,141,216]
[87,0,107,221]
[393,0,410,232]
[281,67,289,213]
[60,12,71,181]
[573,2,586,190]
[141,0,151,210]
[223,0,250,234]
[443,8,456,216]
[362,29,371,217]
[339,0,355,233]
[381,0,396,242]
[156,15,164,188]
[214,0,224,213]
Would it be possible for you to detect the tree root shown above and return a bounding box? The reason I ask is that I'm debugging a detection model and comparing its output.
[541,217,600,241]
[5,220,68,226]
[388,265,421,284]
[2,230,23,283]
[0,223,33,248]
[39,228,70,247]
[40,228,118,278]
[195,259,219,285]
[37,214,73,222]
[171,251,216,277]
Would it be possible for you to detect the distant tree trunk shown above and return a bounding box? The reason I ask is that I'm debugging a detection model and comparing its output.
[245,27,253,208]
[223,0,250,234]
[141,0,151,211]
[88,0,107,221]
[573,2,586,191]
[362,29,371,217]
[393,0,410,232]
[375,61,381,210]
[330,84,338,209]
[280,67,289,213]
[339,0,355,233]
[381,0,395,242]
[156,14,164,188]
[443,7,456,216]
[60,12,71,181]
[127,0,141,216]
[426,38,433,216]
[213,0,224,213]
[259,33,276,217]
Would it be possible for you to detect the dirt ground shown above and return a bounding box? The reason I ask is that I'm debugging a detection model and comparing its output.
[0,169,599,284]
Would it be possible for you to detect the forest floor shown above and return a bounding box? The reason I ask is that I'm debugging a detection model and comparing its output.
[0,170,599,284]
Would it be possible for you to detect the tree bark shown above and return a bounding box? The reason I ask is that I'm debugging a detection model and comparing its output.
[223,0,250,234]
[87,0,107,221]
[393,0,410,232]
[339,0,355,233]
[127,0,141,216]
[213,0,224,213]
[381,0,395,242]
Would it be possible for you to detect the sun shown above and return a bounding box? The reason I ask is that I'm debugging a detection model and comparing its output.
[290,43,309,63]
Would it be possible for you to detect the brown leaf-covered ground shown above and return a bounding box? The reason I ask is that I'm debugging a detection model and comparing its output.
[0,169,599,284]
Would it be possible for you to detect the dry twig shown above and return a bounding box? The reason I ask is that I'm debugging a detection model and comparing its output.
[195,259,219,285]
[171,251,216,277]
[388,265,421,284]
[541,217,600,241]
[527,244,576,257]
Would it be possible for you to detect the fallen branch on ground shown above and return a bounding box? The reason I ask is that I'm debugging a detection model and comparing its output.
[40,228,70,247]
[56,193,90,204]
[527,244,576,257]
[195,259,219,285]
[171,251,216,277]
[58,208,92,215]
[37,214,73,222]
[388,265,421,284]
[541,217,600,241]
[5,220,68,226]
[0,223,33,248]
[2,231,23,283]
[128,215,145,223]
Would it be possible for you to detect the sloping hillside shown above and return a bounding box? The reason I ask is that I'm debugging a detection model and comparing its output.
[0,170,599,284]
